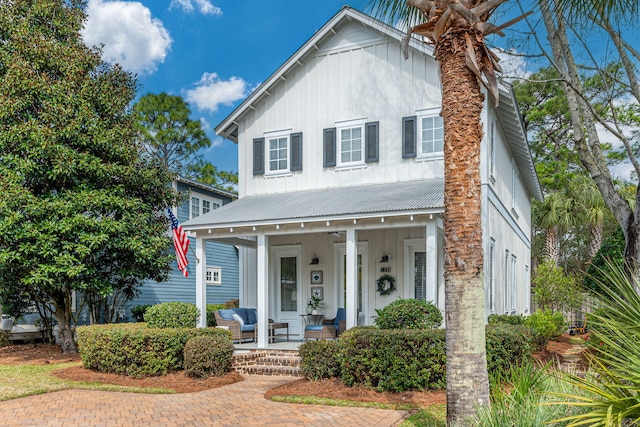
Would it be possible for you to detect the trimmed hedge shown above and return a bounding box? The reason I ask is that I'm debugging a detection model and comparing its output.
[299,339,341,380]
[374,298,442,329]
[485,324,534,375]
[338,327,447,392]
[299,324,536,392]
[487,314,526,326]
[184,335,234,378]
[77,323,231,377]
[144,302,200,328]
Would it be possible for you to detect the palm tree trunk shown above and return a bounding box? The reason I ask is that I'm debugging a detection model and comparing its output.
[437,27,490,425]
[544,226,560,265]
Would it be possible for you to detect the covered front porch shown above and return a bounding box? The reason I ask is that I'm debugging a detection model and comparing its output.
[182,180,445,348]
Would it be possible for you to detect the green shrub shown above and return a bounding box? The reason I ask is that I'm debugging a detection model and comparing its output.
[485,324,535,377]
[144,302,199,328]
[338,327,447,392]
[488,314,525,326]
[524,309,565,349]
[206,304,226,327]
[76,323,230,377]
[299,340,341,380]
[0,330,9,347]
[183,335,234,378]
[130,304,152,322]
[224,299,239,308]
[374,299,442,329]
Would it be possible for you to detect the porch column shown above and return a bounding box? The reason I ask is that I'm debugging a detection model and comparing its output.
[195,237,207,328]
[345,227,358,329]
[256,233,269,348]
[426,221,437,304]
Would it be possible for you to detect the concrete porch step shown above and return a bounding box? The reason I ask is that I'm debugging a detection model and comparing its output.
[232,349,302,377]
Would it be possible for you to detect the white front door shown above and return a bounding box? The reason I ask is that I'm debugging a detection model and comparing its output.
[272,245,302,337]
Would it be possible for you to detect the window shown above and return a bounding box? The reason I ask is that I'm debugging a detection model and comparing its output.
[419,115,444,156]
[206,267,222,285]
[340,126,363,165]
[414,251,427,301]
[511,162,520,215]
[403,109,443,159]
[254,129,302,175]
[487,239,495,314]
[190,195,221,219]
[191,197,200,218]
[489,120,496,182]
[525,265,530,313]
[504,250,509,314]
[511,255,517,313]
[268,135,289,172]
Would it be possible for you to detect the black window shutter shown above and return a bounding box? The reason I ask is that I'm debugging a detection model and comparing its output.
[253,137,265,175]
[290,132,303,171]
[365,121,379,163]
[402,116,417,158]
[323,128,336,167]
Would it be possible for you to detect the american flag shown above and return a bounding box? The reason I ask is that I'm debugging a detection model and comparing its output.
[168,208,190,278]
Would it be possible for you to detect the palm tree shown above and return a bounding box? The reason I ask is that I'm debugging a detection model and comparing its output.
[532,191,574,265]
[568,174,608,262]
[370,1,531,424]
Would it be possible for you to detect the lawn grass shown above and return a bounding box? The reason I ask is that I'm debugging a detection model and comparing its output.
[271,395,447,426]
[0,362,174,401]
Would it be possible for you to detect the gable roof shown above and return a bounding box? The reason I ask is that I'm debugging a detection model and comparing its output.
[214,5,541,202]
[176,176,238,201]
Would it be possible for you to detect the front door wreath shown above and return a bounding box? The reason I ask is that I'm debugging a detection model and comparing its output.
[376,274,396,296]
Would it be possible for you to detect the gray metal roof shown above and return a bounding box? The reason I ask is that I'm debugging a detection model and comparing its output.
[182,179,444,230]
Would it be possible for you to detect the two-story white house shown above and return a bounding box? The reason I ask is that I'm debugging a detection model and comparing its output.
[182,6,542,347]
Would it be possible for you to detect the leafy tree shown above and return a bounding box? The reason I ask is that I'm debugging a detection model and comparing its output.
[188,160,238,194]
[0,0,180,353]
[532,260,582,313]
[535,0,640,278]
[584,226,625,293]
[133,92,210,174]
[133,92,238,193]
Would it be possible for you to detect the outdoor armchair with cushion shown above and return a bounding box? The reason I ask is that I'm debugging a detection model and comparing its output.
[214,308,257,343]
[322,308,346,336]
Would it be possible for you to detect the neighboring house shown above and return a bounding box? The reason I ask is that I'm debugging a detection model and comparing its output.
[182,6,542,346]
[121,176,239,320]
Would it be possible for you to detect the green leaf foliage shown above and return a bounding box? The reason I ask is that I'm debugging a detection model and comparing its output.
[374,298,442,329]
[584,226,624,293]
[532,260,583,313]
[299,339,341,380]
[183,334,234,378]
[552,262,640,426]
[524,309,566,350]
[144,302,200,329]
[0,0,180,351]
[77,323,230,377]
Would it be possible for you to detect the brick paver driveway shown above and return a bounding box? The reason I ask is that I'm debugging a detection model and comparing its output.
[0,375,408,426]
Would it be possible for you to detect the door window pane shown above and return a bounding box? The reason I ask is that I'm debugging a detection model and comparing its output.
[414,251,427,300]
[280,257,297,312]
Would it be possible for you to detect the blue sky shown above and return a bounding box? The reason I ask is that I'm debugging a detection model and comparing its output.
[80,0,371,173]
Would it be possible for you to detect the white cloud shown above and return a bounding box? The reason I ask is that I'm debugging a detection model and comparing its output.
[185,73,249,113]
[81,0,172,75]
[495,48,531,81]
[170,0,222,15]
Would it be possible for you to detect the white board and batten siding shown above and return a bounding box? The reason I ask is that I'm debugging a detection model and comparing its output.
[238,21,443,198]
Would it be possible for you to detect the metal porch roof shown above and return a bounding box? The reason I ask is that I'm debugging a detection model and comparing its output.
[182,179,444,230]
